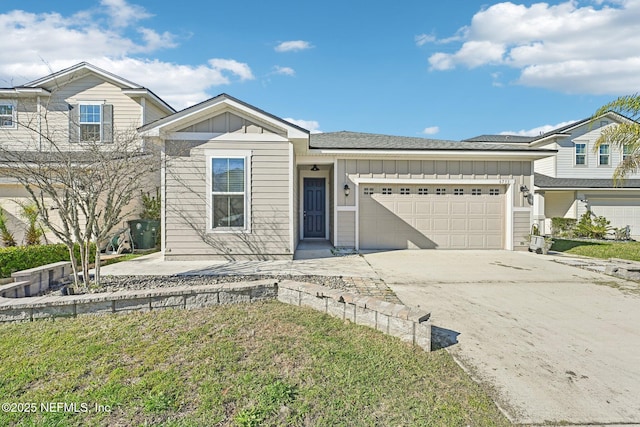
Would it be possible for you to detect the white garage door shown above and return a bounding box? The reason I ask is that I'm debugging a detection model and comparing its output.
[589,198,640,239]
[359,185,505,250]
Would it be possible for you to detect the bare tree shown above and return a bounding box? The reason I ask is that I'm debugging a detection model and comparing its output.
[0,101,160,291]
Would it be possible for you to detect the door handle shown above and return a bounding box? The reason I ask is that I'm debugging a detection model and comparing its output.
[303,211,307,218]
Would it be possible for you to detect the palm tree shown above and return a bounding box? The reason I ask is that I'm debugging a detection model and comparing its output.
[593,94,640,184]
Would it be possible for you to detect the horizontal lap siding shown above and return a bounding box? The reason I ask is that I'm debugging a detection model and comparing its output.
[1,75,143,151]
[165,139,292,259]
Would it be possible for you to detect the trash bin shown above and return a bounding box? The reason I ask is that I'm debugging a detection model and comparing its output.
[128,219,159,250]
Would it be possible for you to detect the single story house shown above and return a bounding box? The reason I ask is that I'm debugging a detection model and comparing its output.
[140,94,555,260]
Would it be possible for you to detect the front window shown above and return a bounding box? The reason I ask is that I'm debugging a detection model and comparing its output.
[598,144,610,166]
[575,143,586,165]
[79,104,101,142]
[0,102,16,128]
[211,157,246,229]
[623,145,632,161]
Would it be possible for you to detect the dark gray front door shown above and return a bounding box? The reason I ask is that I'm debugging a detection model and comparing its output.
[303,177,326,238]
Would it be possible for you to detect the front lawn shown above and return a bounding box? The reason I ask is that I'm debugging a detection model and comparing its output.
[551,238,640,262]
[0,301,509,426]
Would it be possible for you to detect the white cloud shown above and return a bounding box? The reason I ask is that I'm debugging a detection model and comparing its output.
[427,0,640,94]
[100,0,150,28]
[273,66,296,76]
[422,126,440,135]
[284,118,321,133]
[275,40,312,52]
[0,2,254,110]
[415,33,436,46]
[500,120,576,136]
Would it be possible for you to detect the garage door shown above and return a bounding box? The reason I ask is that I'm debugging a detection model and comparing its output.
[589,198,640,239]
[359,184,505,249]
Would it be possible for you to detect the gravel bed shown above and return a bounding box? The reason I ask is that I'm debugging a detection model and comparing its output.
[53,274,355,295]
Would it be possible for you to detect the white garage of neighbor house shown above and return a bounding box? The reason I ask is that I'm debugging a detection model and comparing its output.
[139,94,555,260]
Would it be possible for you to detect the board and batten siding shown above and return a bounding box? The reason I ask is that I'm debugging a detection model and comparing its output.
[333,158,533,250]
[164,139,293,260]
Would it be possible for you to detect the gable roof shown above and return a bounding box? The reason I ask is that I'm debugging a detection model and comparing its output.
[310,131,553,152]
[527,112,635,146]
[15,62,175,114]
[139,93,309,139]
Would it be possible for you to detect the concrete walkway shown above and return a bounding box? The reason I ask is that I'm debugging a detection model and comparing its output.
[100,251,376,277]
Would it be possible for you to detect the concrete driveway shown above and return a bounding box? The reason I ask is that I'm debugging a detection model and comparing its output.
[362,250,640,425]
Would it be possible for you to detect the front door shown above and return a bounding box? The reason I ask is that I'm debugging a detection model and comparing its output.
[303,177,326,238]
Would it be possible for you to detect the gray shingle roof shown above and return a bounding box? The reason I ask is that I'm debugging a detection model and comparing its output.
[310,131,551,151]
[463,135,536,144]
[535,173,640,189]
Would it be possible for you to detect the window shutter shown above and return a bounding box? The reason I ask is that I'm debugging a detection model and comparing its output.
[102,104,113,143]
[68,104,79,143]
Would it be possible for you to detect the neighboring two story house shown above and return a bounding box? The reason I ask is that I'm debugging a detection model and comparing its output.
[0,63,175,244]
[466,113,640,239]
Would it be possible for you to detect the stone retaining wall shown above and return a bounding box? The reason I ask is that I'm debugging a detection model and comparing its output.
[278,281,431,352]
[0,279,431,351]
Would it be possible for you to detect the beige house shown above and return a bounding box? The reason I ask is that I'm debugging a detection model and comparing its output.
[140,94,555,260]
[0,63,174,243]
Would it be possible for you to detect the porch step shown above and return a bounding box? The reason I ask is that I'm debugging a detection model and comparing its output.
[294,241,335,260]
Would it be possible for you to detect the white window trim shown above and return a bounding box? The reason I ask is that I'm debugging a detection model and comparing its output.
[574,142,587,166]
[206,150,252,234]
[78,101,104,143]
[598,143,611,167]
[0,100,17,129]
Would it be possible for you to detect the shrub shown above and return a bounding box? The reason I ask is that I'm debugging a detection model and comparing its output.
[550,217,577,238]
[574,211,611,239]
[0,243,96,278]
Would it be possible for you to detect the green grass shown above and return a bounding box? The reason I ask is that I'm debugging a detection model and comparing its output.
[0,301,509,426]
[551,239,640,262]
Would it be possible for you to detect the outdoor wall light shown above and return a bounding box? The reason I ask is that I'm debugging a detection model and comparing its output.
[343,184,351,197]
[310,164,319,171]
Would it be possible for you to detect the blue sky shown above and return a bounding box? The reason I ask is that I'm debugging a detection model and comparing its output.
[1,0,639,140]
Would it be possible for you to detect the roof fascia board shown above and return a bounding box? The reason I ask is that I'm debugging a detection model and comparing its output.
[536,186,640,191]
[0,88,51,96]
[24,62,141,90]
[121,88,175,114]
[310,148,556,160]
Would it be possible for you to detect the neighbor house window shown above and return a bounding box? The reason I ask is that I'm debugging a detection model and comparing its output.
[69,103,112,143]
[79,104,101,142]
[575,143,586,165]
[623,145,631,161]
[211,157,246,229]
[0,102,16,128]
[598,144,610,166]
